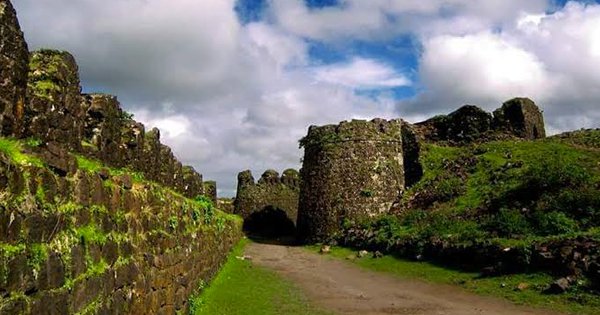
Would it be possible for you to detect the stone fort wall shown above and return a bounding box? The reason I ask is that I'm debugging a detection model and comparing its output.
[0,1,239,314]
[234,169,300,229]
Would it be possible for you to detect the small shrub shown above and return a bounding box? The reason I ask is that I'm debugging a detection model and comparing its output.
[77,224,108,246]
[489,208,531,237]
[168,216,179,231]
[534,211,579,236]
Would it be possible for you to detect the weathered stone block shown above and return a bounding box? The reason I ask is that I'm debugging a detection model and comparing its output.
[182,165,203,199]
[25,50,84,150]
[82,93,123,166]
[0,0,28,136]
[39,142,78,176]
[37,251,65,290]
[203,180,217,205]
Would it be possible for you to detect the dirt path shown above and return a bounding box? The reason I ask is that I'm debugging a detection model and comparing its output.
[245,242,564,315]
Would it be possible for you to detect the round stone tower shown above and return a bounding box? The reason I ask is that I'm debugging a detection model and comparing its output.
[297,118,405,243]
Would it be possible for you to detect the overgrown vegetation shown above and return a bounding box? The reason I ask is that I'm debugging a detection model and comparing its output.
[75,154,145,182]
[189,239,331,315]
[0,137,44,167]
[339,132,600,295]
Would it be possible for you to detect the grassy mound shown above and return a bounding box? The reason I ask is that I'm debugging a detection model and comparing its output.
[339,130,600,292]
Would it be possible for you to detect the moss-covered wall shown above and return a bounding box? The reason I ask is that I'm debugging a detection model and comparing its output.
[0,2,238,313]
[234,169,300,227]
[0,142,242,314]
[20,46,204,199]
[0,0,28,136]
[297,119,405,243]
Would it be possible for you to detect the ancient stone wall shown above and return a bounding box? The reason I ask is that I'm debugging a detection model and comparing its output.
[19,50,203,198]
[0,0,28,136]
[234,169,300,227]
[0,2,229,313]
[414,98,546,144]
[297,119,405,243]
[0,150,241,314]
[203,181,217,206]
[0,5,206,198]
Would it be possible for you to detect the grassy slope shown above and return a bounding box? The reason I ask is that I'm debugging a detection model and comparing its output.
[342,132,600,255]
[335,131,600,314]
[309,246,600,315]
[190,239,331,315]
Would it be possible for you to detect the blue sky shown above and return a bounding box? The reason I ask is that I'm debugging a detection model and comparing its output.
[13,0,600,196]
[236,0,419,100]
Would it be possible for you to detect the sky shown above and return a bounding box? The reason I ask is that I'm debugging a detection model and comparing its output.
[12,0,600,197]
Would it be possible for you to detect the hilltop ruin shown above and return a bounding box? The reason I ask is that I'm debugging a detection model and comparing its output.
[297,98,546,242]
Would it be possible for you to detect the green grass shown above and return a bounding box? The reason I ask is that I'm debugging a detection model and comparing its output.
[190,239,331,315]
[75,154,145,182]
[311,246,600,315]
[0,138,44,167]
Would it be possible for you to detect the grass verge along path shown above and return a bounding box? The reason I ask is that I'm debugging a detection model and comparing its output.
[309,246,600,315]
[190,239,331,315]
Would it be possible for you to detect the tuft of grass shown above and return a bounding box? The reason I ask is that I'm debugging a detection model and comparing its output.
[75,155,103,173]
[190,239,331,315]
[75,154,145,182]
[0,138,44,167]
[76,224,108,246]
[312,246,600,315]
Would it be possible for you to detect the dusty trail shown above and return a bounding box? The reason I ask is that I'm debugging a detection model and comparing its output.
[245,242,564,315]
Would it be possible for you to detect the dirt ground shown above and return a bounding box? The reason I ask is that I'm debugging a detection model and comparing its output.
[245,242,565,315]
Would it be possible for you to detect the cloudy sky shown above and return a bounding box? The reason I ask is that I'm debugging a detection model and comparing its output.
[12,0,600,196]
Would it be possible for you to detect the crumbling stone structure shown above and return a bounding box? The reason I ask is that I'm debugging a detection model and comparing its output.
[297,119,405,243]
[234,169,300,236]
[26,50,85,151]
[297,99,547,243]
[203,181,217,206]
[0,2,233,313]
[0,0,28,136]
[493,97,546,139]
[414,97,546,144]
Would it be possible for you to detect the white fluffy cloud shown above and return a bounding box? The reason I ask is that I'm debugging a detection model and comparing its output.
[313,58,411,89]
[269,0,549,40]
[402,1,600,133]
